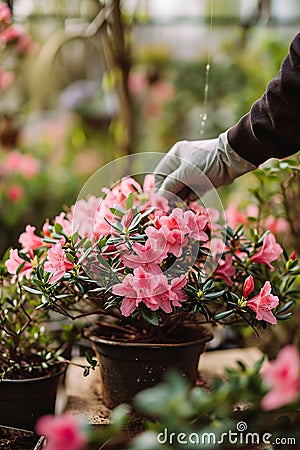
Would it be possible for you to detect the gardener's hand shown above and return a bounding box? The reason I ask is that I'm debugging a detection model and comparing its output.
[154,131,256,201]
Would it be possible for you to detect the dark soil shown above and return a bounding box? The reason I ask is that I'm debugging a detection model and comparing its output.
[0,426,44,450]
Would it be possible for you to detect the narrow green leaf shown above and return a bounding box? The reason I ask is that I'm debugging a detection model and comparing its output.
[126,192,135,210]
[213,309,234,320]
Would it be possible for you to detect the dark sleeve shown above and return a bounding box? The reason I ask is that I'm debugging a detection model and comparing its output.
[228,33,300,166]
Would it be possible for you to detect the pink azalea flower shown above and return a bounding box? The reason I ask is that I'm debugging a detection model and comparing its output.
[72,196,103,239]
[35,414,88,450]
[250,233,283,271]
[184,210,208,241]
[103,177,141,211]
[5,248,33,281]
[19,225,43,252]
[54,212,73,237]
[113,267,187,316]
[159,208,189,257]
[242,274,254,298]
[121,229,168,273]
[261,345,300,410]
[44,243,74,284]
[246,281,279,324]
[213,255,236,286]
[169,275,188,307]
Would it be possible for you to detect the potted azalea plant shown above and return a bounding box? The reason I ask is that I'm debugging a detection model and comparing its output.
[4,174,300,408]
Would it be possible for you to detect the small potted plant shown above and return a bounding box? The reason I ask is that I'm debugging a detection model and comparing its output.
[5,174,300,408]
[0,256,95,431]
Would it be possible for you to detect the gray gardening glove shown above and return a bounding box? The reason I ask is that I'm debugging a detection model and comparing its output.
[154,131,256,201]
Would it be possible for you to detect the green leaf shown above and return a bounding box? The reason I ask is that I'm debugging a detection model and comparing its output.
[85,351,94,365]
[204,290,225,299]
[126,192,135,210]
[54,223,63,234]
[110,404,130,428]
[22,286,43,295]
[276,300,294,314]
[276,313,292,320]
[213,309,234,320]
[110,207,125,217]
[128,213,142,230]
[16,261,25,275]
[71,231,79,246]
[66,253,75,263]
[140,306,159,326]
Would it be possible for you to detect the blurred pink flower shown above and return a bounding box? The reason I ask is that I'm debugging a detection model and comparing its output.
[128,70,148,94]
[250,233,283,271]
[0,2,12,23]
[225,202,247,229]
[19,225,43,251]
[144,81,174,117]
[210,238,225,256]
[246,281,279,324]
[225,202,258,230]
[3,149,40,178]
[0,24,35,53]
[36,414,88,450]
[6,184,24,202]
[5,248,33,281]
[44,243,74,284]
[143,174,155,190]
[0,68,14,89]
[0,24,23,43]
[264,216,290,235]
[261,345,300,410]
[214,255,235,286]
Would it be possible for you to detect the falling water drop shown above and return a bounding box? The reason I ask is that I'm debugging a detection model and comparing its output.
[199,1,214,136]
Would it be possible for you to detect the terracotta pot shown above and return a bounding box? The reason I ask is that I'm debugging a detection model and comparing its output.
[0,366,66,431]
[87,327,212,409]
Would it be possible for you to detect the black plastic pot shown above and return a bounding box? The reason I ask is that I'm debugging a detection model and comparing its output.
[0,425,45,450]
[87,328,212,409]
[0,366,65,431]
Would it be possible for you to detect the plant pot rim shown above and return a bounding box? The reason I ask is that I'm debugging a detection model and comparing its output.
[0,425,45,449]
[1,364,66,383]
[86,327,213,348]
